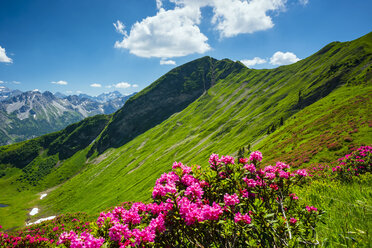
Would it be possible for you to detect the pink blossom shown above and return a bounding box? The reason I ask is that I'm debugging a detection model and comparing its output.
[221,155,235,165]
[289,218,298,224]
[224,193,240,206]
[209,153,221,169]
[243,163,256,173]
[249,151,263,162]
[265,172,276,180]
[234,212,251,224]
[243,177,257,188]
[239,158,248,164]
[185,183,204,199]
[276,161,290,170]
[306,206,318,212]
[279,170,290,179]
[295,169,308,177]
[181,174,199,186]
[202,202,223,221]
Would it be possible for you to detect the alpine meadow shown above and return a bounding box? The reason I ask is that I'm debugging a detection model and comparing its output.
[0,0,372,246]
[0,31,371,247]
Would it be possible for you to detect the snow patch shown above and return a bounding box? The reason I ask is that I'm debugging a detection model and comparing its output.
[26,216,56,226]
[29,208,39,216]
[40,194,47,200]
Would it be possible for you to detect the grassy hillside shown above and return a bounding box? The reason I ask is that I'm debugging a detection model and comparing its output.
[0,114,110,228]
[38,33,372,218]
[0,32,371,230]
[90,57,245,154]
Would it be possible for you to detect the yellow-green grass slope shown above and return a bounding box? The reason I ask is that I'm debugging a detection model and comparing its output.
[41,33,372,217]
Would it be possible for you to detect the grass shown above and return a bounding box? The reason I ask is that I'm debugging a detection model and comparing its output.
[0,167,38,229]
[297,174,372,247]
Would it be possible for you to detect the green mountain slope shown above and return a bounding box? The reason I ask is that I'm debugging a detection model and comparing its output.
[39,33,372,217]
[90,57,245,154]
[0,32,371,229]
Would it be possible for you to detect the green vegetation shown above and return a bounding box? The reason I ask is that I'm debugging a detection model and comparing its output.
[0,108,82,145]
[90,57,245,154]
[0,32,371,247]
[296,174,372,247]
[39,32,371,217]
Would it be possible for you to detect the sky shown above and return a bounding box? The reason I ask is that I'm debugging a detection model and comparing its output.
[0,0,371,96]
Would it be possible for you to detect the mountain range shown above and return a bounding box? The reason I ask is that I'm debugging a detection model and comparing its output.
[0,31,371,238]
[0,89,136,145]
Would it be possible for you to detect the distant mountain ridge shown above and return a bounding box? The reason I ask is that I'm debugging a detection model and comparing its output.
[0,90,136,145]
[0,86,22,101]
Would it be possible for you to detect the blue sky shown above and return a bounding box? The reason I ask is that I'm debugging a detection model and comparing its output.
[0,0,371,96]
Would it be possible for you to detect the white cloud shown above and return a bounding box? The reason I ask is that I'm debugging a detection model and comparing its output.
[114,5,210,59]
[90,83,102,88]
[113,20,127,36]
[114,82,131,88]
[66,90,73,94]
[114,0,294,60]
[210,0,286,38]
[160,59,176,65]
[132,84,139,88]
[0,45,13,63]
[241,57,267,67]
[51,80,68,85]
[12,81,21,84]
[32,89,40,92]
[269,51,300,65]
[76,90,82,94]
[0,80,4,84]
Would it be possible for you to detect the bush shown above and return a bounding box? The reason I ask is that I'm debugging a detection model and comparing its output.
[57,151,322,247]
[332,145,372,181]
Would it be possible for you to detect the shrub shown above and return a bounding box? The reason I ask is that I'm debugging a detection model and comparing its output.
[56,151,322,247]
[332,145,372,181]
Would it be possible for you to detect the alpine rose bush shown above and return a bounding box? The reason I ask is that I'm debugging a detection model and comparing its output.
[1,151,324,247]
[56,151,322,247]
[332,145,372,181]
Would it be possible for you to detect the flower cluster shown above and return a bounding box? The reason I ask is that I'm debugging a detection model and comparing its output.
[0,212,92,248]
[332,145,371,180]
[1,151,325,247]
[57,231,104,248]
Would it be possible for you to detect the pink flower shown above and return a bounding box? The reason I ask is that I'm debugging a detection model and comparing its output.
[209,153,221,169]
[173,161,192,174]
[243,177,257,188]
[202,202,223,221]
[224,193,240,206]
[185,183,204,199]
[249,151,263,162]
[243,163,256,173]
[279,170,289,179]
[295,169,308,177]
[306,206,318,212]
[276,161,290,170]
[289,218,298,224]
[265,172,276,180]
[109,223,130,241]
[221,155,235,165]
[289,193,299,200]
[239,158,249,164]
[181,174,199,186]
[234,212,251,224]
